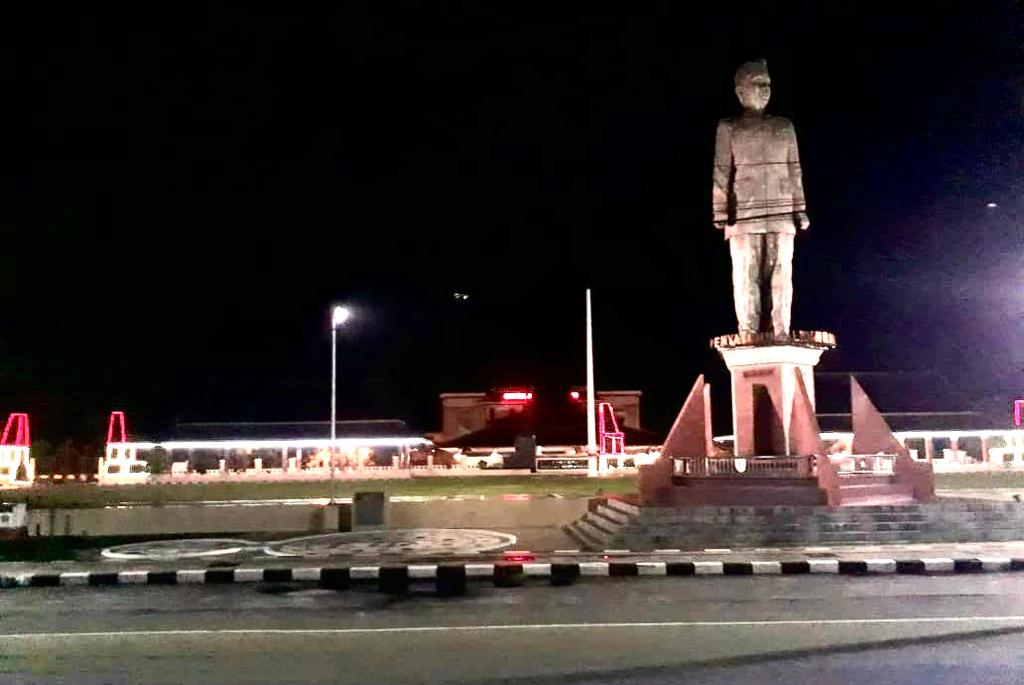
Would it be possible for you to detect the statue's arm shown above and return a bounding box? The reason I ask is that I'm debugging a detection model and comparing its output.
[787,123,810,230]
[712,121,732,229]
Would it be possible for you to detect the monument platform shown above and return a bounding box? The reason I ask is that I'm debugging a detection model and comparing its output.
[634,330,934,509]
[566,496,1024,551]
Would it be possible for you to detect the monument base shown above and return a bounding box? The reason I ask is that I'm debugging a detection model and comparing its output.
[712,331,835,457]
[566,497,1024,551]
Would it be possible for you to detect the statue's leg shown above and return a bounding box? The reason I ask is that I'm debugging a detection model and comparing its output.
[729,234,761,334]
[767,233,795,336]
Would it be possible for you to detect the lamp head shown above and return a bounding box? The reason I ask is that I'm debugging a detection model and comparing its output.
[331,305,351,328]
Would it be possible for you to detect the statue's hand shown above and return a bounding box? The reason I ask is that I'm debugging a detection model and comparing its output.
[795,212,810,231]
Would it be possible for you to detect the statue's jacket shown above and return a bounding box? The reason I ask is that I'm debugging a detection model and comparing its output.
[712,114,806,238]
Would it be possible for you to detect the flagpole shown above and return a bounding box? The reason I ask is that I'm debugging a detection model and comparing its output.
[586,288,598,454]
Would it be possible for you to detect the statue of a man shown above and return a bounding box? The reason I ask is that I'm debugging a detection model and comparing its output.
[713,59,809,337]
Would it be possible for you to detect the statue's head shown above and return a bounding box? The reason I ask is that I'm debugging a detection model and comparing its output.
[734,59,771,112]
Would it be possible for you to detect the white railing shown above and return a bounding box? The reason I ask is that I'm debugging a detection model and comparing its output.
[673,456,812,478]
[830,454,897,475]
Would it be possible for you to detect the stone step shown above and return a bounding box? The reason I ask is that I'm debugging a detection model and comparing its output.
[604,498,641,517]
[596,504,633,525]
[584,511,620,536]
[564,521,607,550]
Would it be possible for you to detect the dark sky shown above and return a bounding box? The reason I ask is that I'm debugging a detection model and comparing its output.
[3,3,1022,442]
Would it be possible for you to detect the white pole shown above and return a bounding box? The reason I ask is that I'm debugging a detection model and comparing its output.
[331,326,338,441]
[586,288,598,454]
[330,324,337,503]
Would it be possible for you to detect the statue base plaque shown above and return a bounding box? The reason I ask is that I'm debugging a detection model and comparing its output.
[711,331,836,458]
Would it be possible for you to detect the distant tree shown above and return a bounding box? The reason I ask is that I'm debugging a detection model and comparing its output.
[147,447,170,474]
[31,439,56,475]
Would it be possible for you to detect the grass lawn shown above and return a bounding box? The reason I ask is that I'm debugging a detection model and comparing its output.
[3,472,1020,508]
[3,476,640,508]
[934,472,1024,490]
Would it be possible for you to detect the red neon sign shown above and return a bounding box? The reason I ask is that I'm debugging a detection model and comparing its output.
[502,391,533,402]
[1,413,30,447]
[107,411,128,443]
[1014,399,1024,427]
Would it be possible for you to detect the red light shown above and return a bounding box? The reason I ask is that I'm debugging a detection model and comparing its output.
[503,550,535,563]
[502,391,533,402]
[107,411,128,444]
[1015,399,1024,427]
[570,391,580,400]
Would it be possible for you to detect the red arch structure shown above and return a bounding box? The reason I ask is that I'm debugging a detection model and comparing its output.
[598,402,624,455]
[1,413,30,447]
[106,411,128,444]
[0,413,34,486]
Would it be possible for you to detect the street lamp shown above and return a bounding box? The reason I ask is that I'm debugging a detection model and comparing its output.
[330,305,351,504]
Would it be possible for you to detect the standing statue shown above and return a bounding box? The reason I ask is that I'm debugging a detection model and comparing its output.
[713,60,809,337]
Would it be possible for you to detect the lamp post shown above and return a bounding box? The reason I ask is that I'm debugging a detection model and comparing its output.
[330,305,351,504]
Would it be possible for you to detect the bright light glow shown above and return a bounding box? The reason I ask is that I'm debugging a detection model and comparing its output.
[331,305,351,328]
[502,391,533,402]
[502,550,535,562]
[570,391,580,400]
[987,202,998,209]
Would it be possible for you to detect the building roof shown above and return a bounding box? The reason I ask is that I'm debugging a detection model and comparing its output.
[436,407,662,449]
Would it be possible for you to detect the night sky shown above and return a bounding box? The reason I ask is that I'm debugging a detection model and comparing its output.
[4,3,1022,443]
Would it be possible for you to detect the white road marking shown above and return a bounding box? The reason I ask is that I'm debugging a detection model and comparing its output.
[59,572,90,586]
[978,557,1011,571]
[229,568,262,583]
[464,564,495,578]
[636,562,667,576]
[350,567,379,580]
[864,559,897,573]
[693,561,724,575]
[808,559,839,573]
[7,616,1024,640]
[407,565,438,579]
[920,558,955,573]
[117,571,149,584]
[176,570,206,584]
[291,567,321,581]
[578,562,609,576]
[750,561,782,575]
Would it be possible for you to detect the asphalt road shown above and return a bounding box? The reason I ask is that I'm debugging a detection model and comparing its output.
[3,576,1024,684]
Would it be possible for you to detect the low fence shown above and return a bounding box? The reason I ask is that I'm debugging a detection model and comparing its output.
[673,456,813,478]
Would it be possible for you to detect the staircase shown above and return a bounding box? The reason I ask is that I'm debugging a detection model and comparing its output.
[564,497,640,550]
[834,474,915,506]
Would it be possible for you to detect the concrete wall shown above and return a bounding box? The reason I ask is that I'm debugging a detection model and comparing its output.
[27,504,334,537]
[389,498,587,530]
[23,498,589,540]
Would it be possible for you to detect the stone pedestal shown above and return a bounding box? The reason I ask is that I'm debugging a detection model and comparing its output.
[713,332,835,457]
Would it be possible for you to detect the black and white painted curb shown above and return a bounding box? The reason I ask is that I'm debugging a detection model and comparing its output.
[4,556,1024,592]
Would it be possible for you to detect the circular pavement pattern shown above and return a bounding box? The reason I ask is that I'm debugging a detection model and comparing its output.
[101,538,263,561]
[263,529,518,558]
